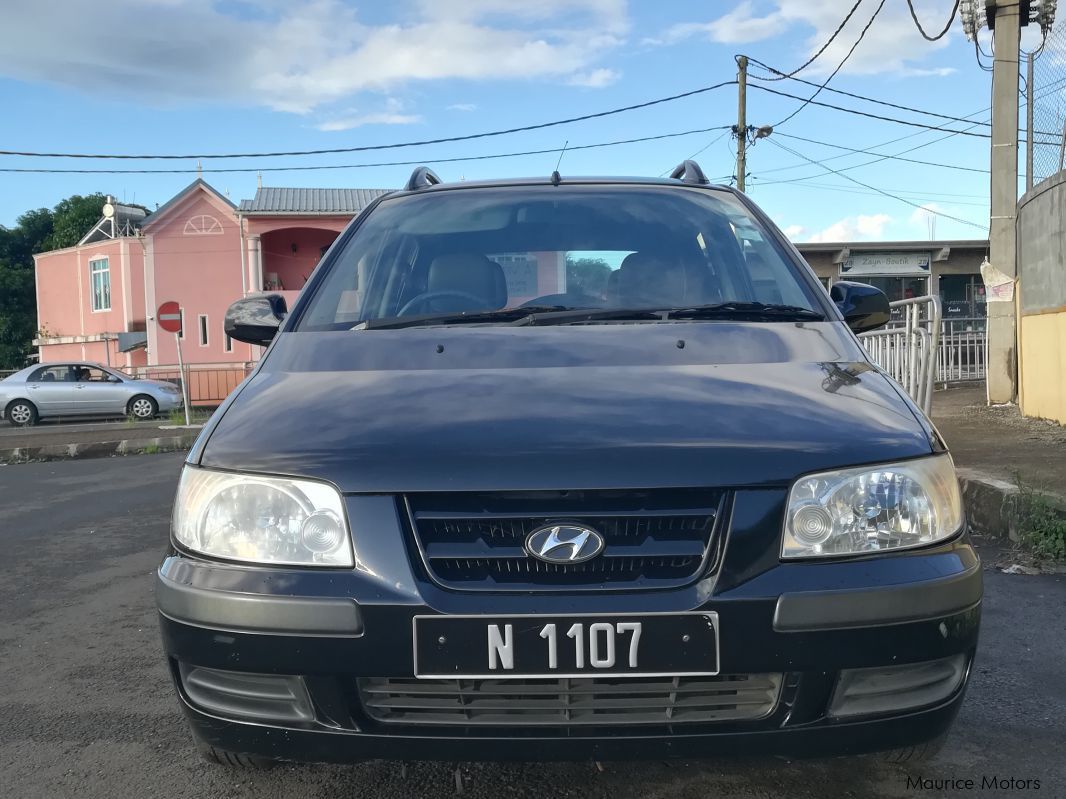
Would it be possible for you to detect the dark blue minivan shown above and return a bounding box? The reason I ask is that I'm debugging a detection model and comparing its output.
[156,162,980,767]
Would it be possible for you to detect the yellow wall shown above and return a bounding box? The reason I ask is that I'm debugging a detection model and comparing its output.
[1020,310,1066,424]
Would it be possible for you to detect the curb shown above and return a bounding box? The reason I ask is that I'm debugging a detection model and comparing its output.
[958,468,1066,543]
[0,433,199,464]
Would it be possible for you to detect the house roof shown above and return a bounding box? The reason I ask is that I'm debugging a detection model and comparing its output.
[795,239,988,252]
[139,178,236,230]
[238,187,391,215]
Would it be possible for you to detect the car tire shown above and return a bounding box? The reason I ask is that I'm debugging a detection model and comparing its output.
[127,395,158,420]
[880,732,948,764]
[6,399,38,427]
[196,740,276,770]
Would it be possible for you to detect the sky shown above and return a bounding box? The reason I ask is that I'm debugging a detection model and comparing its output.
[0,0,1046,242]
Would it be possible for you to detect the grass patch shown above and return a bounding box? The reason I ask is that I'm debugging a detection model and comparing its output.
[1016,483,1066,562]
[141,444,161,455]
[166,408,212,425]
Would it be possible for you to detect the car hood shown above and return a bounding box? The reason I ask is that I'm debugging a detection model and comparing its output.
[198,323,933,492]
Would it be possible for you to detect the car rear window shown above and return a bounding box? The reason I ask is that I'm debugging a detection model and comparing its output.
[298,185,822,330]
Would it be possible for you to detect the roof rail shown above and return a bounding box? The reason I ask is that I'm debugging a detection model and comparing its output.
[404,166,442,191]
[668,160,710,185]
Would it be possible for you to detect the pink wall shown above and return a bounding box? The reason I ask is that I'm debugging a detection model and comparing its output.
[260,227,340,293]
[147,190,246,365]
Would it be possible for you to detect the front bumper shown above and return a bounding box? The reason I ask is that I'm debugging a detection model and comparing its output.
[156,393,184,411]
[156,492,981,763]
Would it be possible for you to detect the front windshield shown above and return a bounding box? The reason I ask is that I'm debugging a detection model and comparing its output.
[298,185,823,330]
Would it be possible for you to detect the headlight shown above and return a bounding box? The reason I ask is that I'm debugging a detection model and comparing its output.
[782,455,962,559]
[172,466,353,567]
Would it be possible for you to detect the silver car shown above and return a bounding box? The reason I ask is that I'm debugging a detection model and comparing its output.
[0,362,184,426]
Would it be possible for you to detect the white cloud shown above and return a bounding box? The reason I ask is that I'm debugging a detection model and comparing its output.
[782,224,806,240]
[316,113,422,132]
[805,213,892,243]
[0,0,630,114]
[447,103,478,112]
[567,68,620,88]
[644,2,781,46]
[645,0,954,76]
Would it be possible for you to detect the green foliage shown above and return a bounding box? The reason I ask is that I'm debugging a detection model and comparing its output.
[1017,484,1066,562]
[0,193,109,369]
[49,194,107,250]
[565,256,613,298]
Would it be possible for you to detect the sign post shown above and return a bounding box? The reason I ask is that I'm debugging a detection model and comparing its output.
[157,301,190,426]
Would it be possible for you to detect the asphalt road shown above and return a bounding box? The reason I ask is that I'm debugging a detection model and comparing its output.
[1,454,1063,799]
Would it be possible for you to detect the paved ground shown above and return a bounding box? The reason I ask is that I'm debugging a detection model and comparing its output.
[0,415,208,450]
[932,384,1066,495]
[1,454,1064,799]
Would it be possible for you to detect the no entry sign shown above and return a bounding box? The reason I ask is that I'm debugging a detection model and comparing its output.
[157,301,182,334]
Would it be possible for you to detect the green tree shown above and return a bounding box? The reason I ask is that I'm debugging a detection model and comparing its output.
[0,193,108,369]
[565,256,613,298]
[49,194,107,250]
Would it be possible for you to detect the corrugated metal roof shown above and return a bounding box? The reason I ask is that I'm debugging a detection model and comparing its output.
[238,187,391,215]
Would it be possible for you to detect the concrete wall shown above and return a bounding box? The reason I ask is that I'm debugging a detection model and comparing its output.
[1017,172,1066,424]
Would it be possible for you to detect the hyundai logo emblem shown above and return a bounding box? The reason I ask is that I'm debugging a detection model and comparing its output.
[525,523,605,564]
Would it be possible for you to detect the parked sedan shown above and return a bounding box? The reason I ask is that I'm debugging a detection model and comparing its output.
[0,362,184,426]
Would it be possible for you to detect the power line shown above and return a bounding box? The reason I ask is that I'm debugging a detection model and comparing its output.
[770,131,991,175]
[765,137,987,230]
[0,126,730,175]
[750,177,990,206]
[751,0,867,80]
[659,129,731,176]
[750,84,994,138]
[905,0,961,41]
[0,81,736,161]
[773,0,887,128]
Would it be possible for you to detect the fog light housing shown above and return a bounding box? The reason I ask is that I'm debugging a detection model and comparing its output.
[179,663,314,723]
[828,654,968,719]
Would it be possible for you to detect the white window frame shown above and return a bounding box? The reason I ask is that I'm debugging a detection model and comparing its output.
[198,314,209,347]
[89,257,111,312]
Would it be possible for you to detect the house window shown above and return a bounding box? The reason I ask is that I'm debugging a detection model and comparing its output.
[183,215,224,235]
[198,314,209,347]
[89,257,111,311]
[223,330,233,353]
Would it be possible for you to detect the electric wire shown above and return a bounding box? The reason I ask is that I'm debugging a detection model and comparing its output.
[0,81,737,161]
[905,0,961,42]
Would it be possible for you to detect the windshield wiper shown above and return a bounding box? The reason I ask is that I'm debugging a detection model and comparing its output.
[352,305,576,330]
[665,302,826,322]
[508,308,666,326]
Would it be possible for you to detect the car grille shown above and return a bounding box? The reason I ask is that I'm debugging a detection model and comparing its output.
[359,674,783,726]
[404,489,726,591]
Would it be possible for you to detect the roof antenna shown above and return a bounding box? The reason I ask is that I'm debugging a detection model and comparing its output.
[551,140,568,186]
[257,171,263,189]
[196,159,202,177]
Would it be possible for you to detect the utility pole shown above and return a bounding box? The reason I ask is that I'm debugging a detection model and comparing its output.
[987,0,1022,404]
[736,55,748,192]
[1026,52,1035,193]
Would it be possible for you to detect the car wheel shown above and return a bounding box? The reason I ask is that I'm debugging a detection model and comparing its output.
[196,740,276,770]
[6,400,38,427]
[128,395,158,420]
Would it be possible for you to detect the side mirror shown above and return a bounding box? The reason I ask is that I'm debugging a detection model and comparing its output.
[107,376,122,383]
[831,281,891,333]
[224,294,288,346]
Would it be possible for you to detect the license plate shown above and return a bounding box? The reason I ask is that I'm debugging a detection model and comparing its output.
[413,613,719,679]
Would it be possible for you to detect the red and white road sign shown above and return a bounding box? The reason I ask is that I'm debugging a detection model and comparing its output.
[157,301,182,334]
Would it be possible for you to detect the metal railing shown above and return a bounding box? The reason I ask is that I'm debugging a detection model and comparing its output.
[936,317,987,385]
[128,363,253,406]
[859,296,942,414]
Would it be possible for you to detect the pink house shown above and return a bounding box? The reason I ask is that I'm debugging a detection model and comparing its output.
[33,180,388,370]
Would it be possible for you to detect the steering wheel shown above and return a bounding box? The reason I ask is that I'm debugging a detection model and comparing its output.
[398,290,489,316]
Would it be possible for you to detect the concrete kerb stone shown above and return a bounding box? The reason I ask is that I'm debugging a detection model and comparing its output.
[958,467,1066,543]
[0,433,198,464]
